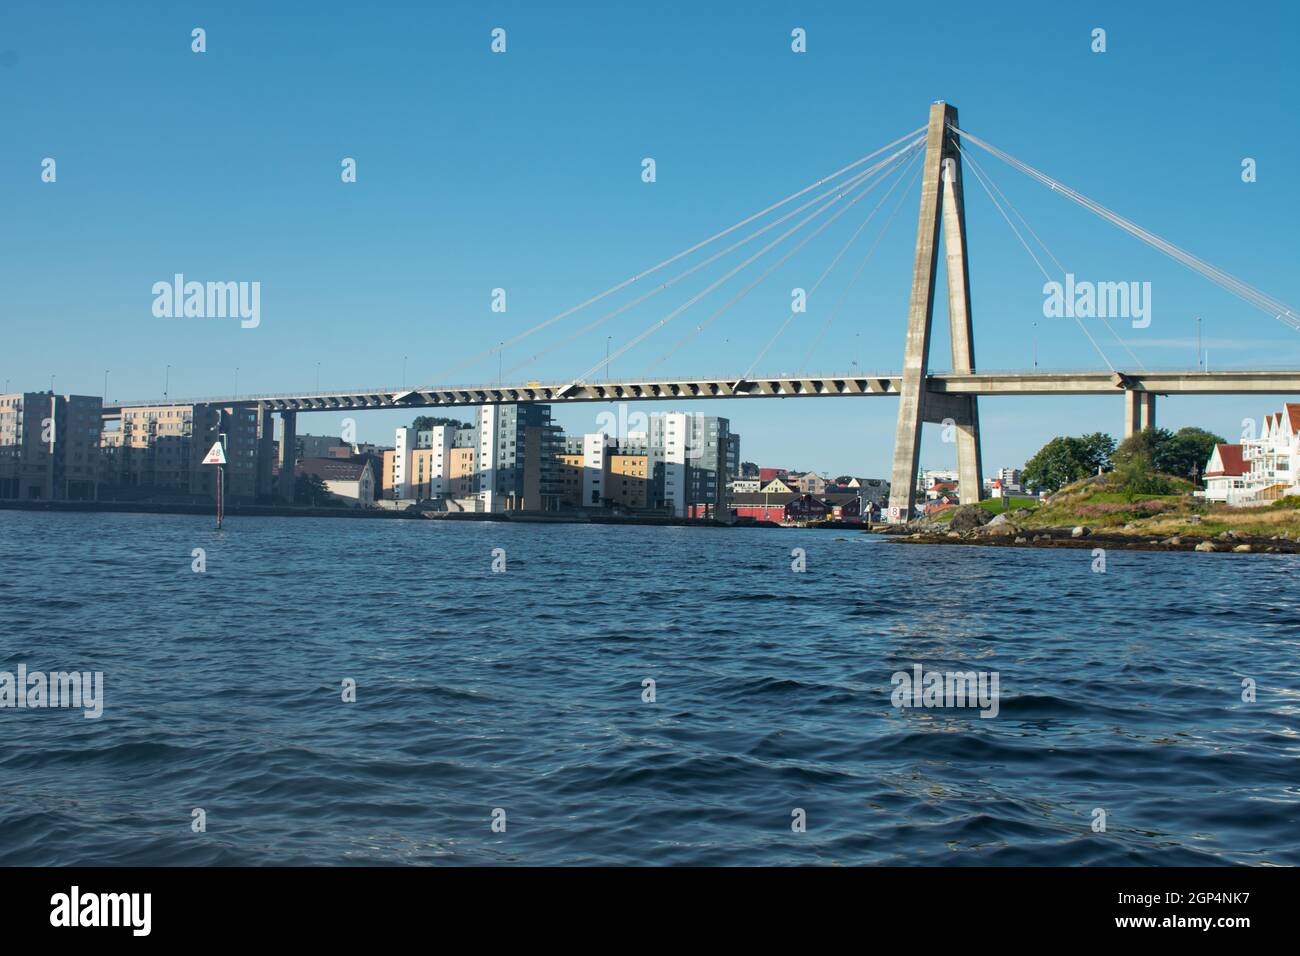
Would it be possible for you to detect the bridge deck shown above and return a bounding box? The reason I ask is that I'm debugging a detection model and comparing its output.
[102,369,1300,414]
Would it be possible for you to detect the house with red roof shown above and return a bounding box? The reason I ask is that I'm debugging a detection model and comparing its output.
[1205,401,1300,505]
[1203,443,1248,504]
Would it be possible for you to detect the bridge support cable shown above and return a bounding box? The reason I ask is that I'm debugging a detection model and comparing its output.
[955,137,1116,372]
[796,153,924,375]
[740,145,925,383]
[503,139,922,379]
[952,125,1300,332]
[556,140,922,389]
[639,141,923,375]
[956,139,1145,371]
[421,125,927,386]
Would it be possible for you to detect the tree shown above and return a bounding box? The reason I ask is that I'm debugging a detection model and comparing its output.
[1112,428,1169,471]
[1156,426,1225,479]
[1022,435,1107,492]
[1111,426,1222,498]
[294,472,329,506]
[412,416,468,431]
[1079,432,1116,473]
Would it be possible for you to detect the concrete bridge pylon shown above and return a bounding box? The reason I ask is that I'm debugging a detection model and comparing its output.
[889,101,983,521]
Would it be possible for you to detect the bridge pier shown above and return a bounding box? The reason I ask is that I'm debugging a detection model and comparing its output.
[889,101,983,520]
[278,410,297,501]
[940,118,983,505]
[1123,390,1156,438]
[255,404,276,500]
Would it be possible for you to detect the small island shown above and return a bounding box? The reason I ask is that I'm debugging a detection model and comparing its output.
[885,424,1300,554]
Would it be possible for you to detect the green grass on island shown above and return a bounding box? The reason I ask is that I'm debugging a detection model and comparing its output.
[977,496,1041,514]
[927,474,1300,540]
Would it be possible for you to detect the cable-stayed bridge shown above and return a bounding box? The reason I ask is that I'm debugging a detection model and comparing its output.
[107,102,1298,519]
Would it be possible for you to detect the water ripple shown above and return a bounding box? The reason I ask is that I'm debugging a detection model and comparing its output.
[0,511,1296,865]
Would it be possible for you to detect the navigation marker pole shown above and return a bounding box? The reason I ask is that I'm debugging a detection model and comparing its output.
[202,437,228,529]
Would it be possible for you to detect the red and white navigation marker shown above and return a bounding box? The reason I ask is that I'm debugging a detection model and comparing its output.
[202,440,226,528]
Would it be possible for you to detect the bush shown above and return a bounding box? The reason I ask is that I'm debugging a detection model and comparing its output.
[1109,458,1176,499]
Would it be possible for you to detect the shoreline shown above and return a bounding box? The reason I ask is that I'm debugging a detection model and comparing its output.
[0,499,861,530]
[878,526,1300,554]
[3,500,1291,551]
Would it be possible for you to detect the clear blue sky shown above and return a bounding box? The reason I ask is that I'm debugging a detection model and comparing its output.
[2,1,1297,476]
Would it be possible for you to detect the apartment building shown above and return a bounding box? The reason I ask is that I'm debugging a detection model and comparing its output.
[383,408,559,510]
[475,404,561,512]
[573,413,736,517]
[686,415,734,518]
[555,433,649,510]
[381,404,735,515]
[555,449,585,506]
[0,392,103,500]
[608,451,649,509]
[383,423,467,503]
[447,446,476,497]
[102,403,259,501]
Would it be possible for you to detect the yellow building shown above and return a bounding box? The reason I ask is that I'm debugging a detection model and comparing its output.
[608,453,649,509]
[409,447,438,500]
[381,442,477,502]
[555,452,584,507]
[380,449,398,500]
[448,446,476,497]
[552,448,648,510]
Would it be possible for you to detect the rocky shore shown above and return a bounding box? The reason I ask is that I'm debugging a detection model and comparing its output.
[875,505,1300,554]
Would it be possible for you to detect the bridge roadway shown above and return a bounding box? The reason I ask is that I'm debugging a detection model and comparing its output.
[104,368,1300,414]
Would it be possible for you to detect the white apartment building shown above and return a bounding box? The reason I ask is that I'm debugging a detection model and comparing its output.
[582,432,612,507]
[392,427,414,500]
[649,413,689,517]
[476,405,498,512]
[389,424,459,503]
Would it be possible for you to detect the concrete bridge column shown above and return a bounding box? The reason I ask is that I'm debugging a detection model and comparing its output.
[255,404,276,500]
[278,411,297,501]
[889,105,950,520]
[940,121,983,504]
[1123,391,1156,438]
[889,101,982,519]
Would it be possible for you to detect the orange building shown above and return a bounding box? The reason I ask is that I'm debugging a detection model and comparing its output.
[448,446,476,497]
[607,453,649,509]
